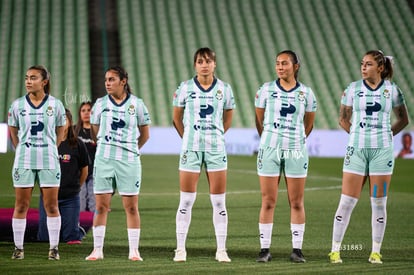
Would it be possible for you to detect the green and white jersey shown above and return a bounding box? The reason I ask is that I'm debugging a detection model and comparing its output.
[255,80,317,150]
[341,79,405,148]
[91,93,151,161]
[8,94,66,169]
[173,77,236,152]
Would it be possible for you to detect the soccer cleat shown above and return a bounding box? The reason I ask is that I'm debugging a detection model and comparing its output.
[368,252,383,264]
[129,249,143,261]
[67,240,82,245]
[328,251,343,263]
[290,248,306,263]
[11,247,24,260]
[85,248,104,261]
[215,249,231,263]
[256,248,272,263]
[173,249,187,262]
[48,247,60,260]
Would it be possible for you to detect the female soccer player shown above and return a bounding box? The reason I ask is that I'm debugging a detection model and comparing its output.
[255,50,317,263]
[172,47,235,262]
[8,65,66,260]
[329,50,409,264]
[75,101,97,212]
[85,66,151,261]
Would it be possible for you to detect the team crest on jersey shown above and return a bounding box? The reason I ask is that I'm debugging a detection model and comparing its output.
[46,106,54,116]
[383,89,390,98]
[216,90,223,100]
[128,105,136,115]
[298,91,305,102]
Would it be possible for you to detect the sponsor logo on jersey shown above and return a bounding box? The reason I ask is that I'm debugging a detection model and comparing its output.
[111,118,126,130]
[193,124,216,131]
[181,151,188,165]
[199,104,214,118]
[280,103,296,117]
[30,121,44,135]
[273,122,296,131]
[257,159,263,169]
[365,102,381,115]
[13,169,20,181]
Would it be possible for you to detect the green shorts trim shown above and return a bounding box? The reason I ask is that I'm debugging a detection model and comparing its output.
[179,150,227,172]
[93,157,142,195]
[257,146,309,178]
[12,168,61,188]
[343,146,394,176]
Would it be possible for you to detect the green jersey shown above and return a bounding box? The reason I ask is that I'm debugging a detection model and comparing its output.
[91,93,151,161]
[173,77,236,152]
[8,94,66,169]
[255,80,317,150]
[341,79,406,148]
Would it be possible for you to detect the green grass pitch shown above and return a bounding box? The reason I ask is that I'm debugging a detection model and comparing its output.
[0,153,413,274]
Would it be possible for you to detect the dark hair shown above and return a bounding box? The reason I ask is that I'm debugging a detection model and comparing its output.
[27,65,51,94]
[74,101,97,141]
[193,47,216,65]
[402,132,412,140]
[65,108,78,148]
[105,66,132,93]
[364,50,394,80]
[276,50,301,80]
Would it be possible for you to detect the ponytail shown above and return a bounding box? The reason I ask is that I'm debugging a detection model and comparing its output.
[365,50,394,80]
[106,66,132,93]
[27,65,51,93]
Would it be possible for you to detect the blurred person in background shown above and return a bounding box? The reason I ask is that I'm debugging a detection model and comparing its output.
[75,101,97,212]
[38,108,89,244]
[396,132,413,158]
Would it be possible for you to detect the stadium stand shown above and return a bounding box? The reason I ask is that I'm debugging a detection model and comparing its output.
[1,0,412,129]
[0,0,91,122]
[116,0,413,128]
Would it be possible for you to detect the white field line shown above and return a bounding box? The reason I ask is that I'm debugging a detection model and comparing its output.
[142,184,342,196]
[0,170,342,197]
